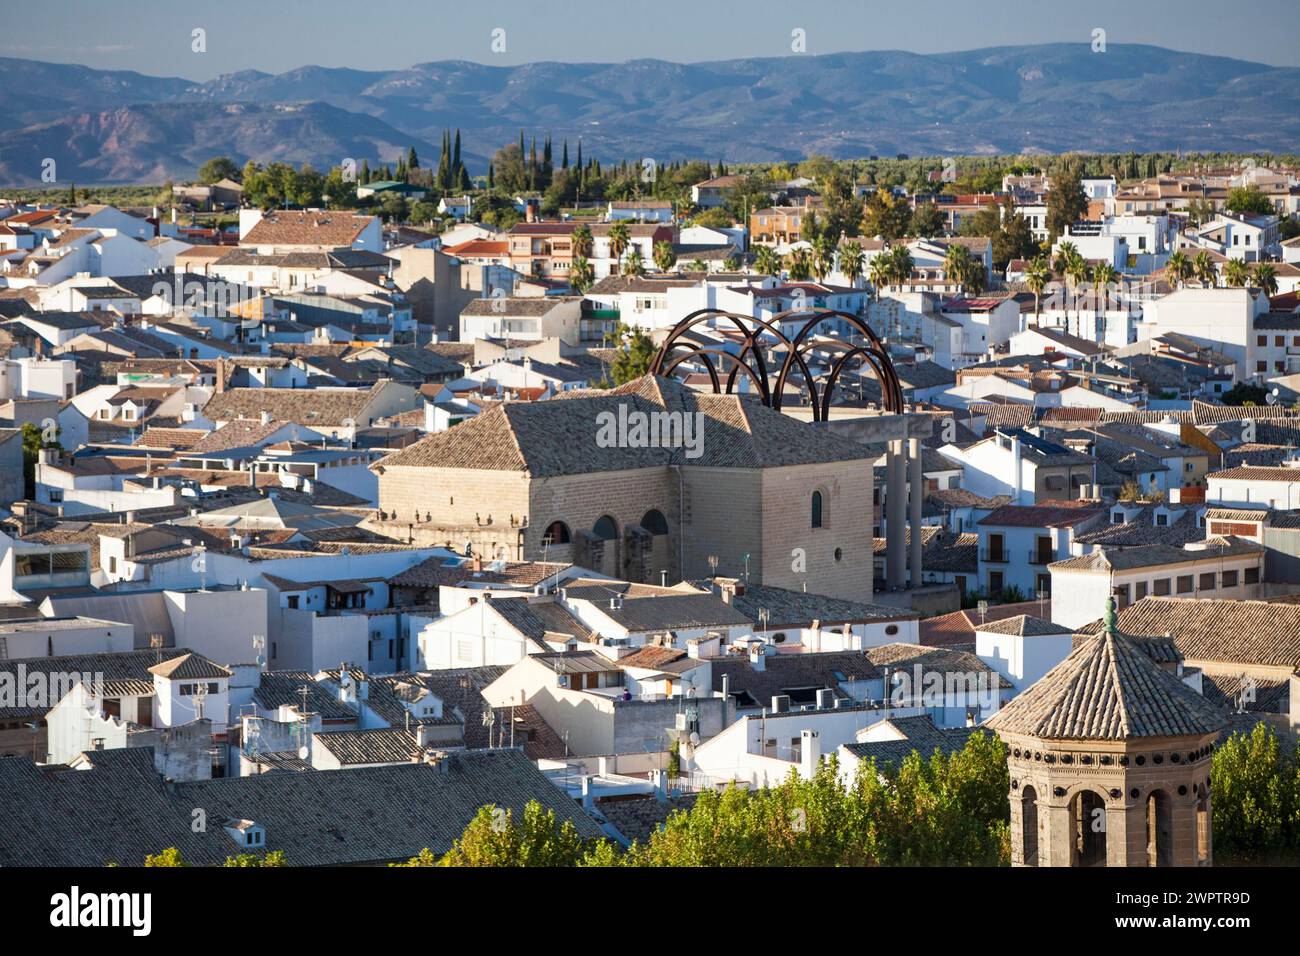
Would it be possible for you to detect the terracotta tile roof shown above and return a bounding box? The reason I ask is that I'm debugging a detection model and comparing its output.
[241,211,375,248]
[975,614,1073,637]
[865,643,1013,690]
[978,503,1106,529]
[1078,597,1300,670]
[985,629,1227,740]
[919,599,1054,647]
[379,375,874,475]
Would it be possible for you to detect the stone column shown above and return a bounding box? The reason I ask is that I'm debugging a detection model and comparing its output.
[886,441,906,589]
[909,437,923,589]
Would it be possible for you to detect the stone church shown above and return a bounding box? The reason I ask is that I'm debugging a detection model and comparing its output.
[986,600,1227,866]
[370,375,877,601]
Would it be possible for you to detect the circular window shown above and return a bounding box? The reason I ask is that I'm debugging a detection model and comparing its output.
[834,547,843,562]
[885,624,899,636]
[772,632,787,644]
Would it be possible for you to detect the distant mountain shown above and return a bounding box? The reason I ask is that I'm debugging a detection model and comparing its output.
[0,44,1296,185]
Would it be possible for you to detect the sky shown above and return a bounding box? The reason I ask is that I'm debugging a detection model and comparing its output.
[4,0,1298,78]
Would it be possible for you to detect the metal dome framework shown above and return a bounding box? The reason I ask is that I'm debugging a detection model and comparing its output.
[648,307,904,420]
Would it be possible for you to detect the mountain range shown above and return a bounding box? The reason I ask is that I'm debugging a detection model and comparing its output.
[0,43,1297,185]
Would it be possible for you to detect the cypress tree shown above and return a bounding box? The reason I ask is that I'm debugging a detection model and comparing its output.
[562,140,569,170]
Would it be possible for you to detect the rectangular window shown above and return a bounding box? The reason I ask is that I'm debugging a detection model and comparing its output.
[286,595,299,609]
[1244,566,1260,585]
[1153,578,1171,596]
[1176,575,1194,594]
[1135,581,1149,600]
[1199,572,1216,590]
[1221,569,1238,587]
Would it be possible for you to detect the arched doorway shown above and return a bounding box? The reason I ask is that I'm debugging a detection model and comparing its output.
[1070,790,1108,867]
[1147,790,1174,867]
[1021,785,1039,867]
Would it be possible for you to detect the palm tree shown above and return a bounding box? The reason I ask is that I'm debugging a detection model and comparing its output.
[1024,256,1051,327]
[652,239,676,273]
[570,255,594,293]
[888,246,914,292]
[1193,250,1217,287]
[622,246,645,277]
[1224,258,1250,288]
[1065,254,1090,338]
[786,248,812,282]
[1052,241,1079,279]
[753,245,780,278]
[837,240,865,286]
[688,259,707,273]
[1166,251,1192,289]
[1252,262,1279,297]
[811,234,836,282]
[869,252,893,298]
[1091,262,1118,337]
[607,222,630,265]
[572,223,594,259]
[944,243,973,290]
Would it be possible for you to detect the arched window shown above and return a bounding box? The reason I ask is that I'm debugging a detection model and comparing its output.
[1070,790,1108,867]
[543,521,571,544]
[1021,785,1039,867]
[592,515,618,540]
[811,490,824,529]
[640,509,669,535]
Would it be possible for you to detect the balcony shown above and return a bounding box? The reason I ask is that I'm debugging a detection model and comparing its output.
[1027,550,1057,565]
[980,549,1010,564]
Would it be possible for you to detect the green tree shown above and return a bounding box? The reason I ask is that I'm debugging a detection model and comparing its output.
[609,324,657,385]
[1212,723,1297,863]
[438,802,597,867]
[753,245,781,278]
[837,240,865,286]
[1024,256,1051,327]
[143,848,188,867]
[1193,250,1217,287]
[607,222,631,264]
[1252,262,1279,297]
[786,247,812,281]
[569,255,595,294]
[652,239,676,273]
[909,202,945,239]
[1045,164,1088,241]
[1224,257,1251,288]
[1165,250,1192,289]
[197,156,240,184]
[1225,185,1274,217]
[224,851,286,867]
[623,246,646,277]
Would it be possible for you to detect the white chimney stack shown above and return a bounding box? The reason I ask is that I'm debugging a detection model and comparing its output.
[800,729,820,779]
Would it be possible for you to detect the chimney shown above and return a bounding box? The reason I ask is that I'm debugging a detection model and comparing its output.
[799,729,820,778]
[260,409,272,425]
[748,643,766,672]
[472,554,483,572]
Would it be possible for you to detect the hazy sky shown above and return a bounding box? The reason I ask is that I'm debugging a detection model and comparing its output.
[5,0,1298,77]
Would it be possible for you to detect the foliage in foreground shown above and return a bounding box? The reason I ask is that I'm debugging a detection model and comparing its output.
[1212,722,1300,864]
[397,731,1011,867]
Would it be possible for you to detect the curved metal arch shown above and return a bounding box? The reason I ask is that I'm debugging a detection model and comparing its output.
[647,306,904,420]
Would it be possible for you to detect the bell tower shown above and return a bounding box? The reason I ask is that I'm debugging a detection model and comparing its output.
[986,599,1226,867]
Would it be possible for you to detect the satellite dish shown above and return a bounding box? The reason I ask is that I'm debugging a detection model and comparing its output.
[298,745,309,760]
[689,732,701,747]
